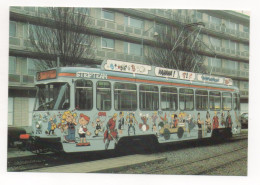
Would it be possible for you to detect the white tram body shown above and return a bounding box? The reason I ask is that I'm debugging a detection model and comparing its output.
[29,60,241,153]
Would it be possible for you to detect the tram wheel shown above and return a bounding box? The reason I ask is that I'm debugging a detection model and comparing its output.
[163,128,170,140]
[177,127,184,138]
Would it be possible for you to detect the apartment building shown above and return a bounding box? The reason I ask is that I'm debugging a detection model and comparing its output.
[9,7,249,130]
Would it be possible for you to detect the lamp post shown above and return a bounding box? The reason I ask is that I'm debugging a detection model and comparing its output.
[141,23,159,63]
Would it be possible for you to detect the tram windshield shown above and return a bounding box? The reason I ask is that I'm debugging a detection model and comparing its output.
[34,83,70,111]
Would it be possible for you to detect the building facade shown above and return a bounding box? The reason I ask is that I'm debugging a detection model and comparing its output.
[9,7,249,131]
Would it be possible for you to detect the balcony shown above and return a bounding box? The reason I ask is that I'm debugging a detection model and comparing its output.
[9,35,249,82]
[111,8,249,42]
[206,45,249,61]
[208,66,249,80]
[10,7,249,62]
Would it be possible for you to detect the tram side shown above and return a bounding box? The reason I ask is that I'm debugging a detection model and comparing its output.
[27,67,241,153]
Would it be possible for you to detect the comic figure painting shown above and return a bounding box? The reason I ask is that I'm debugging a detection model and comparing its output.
[186,114,196,133]
[77,113,91,147]
[118,112,125,134]
[126,112,138,136]
[212,111,219,130]
[226,110,232,128]
[92,117,104,137]
[139,114,149,132]
[197,113,204,139]
[205,111,211,133]
[62,111,77,143]
[104,113,118,150]
[221,111,226,127]
[46,114,57,135]
[151,111,159,132]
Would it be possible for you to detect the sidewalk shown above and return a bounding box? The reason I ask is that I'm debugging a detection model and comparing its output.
[8,148,36,159]
[26,154,167,173]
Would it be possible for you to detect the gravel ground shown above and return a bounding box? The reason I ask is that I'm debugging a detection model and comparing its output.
[115,139,248,176]
[205,158,247,176]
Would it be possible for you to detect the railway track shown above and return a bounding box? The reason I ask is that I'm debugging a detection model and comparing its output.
[141,144,247,175]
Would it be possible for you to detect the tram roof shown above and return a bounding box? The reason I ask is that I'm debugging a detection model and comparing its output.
[36,60,239,92]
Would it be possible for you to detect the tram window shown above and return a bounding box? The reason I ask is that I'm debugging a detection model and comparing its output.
[35,83,70,111]
[233,93,238,110]
[222,92,232,110]
[75,80,93,110]
[140,85,159,110]
[179,88,194,111]
[96,81,111,111]
[209,91,221,110]
[161,86,178,111]
[114,83,137,111]
[196,90,208,110]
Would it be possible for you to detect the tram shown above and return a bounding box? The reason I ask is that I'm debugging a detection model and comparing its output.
[21,60,241,153]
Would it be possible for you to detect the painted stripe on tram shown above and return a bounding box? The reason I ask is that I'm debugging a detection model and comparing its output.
[107,76,234,92]
[58,73,234,92]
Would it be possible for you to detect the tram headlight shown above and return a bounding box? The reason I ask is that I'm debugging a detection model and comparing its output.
[36,121,42,129]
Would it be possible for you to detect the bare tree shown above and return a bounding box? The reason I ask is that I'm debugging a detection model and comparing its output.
[29,7,95,69]
[147,15,207,73]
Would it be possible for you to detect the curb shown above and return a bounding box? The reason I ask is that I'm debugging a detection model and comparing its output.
[25,154,167,173]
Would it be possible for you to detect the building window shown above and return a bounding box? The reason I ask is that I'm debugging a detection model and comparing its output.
[155,23,166,34]
[226,60,239,70]
[114,83,137,111]
[10,21,17,37]
[208,57,222,68]
[124,42,142,56]
[244,63,249,70]
[23,24,28,39]
[37,7,49,14]
[226,40,239,51]
[222,92,232,110]
[233,80,239,87]
[193,10,203,19]
[75,8,89,15]
[242,81,249,89]
[75,80,93,110]
[27,58,40,76]
[8,97,14,126]
[140,85,159,111]
[196,90,208,110]
[124,16,143,29]
[101,9,114,21]
[243,25,249,33]
[161,86,178,111]
[228,20,239,31]
[96,81,111,111]
[179,88,194,111]
[209,91,221,110]
[79,34,91,46]
[209,36,222,47]
[243,44,249,52]
[101,37,115,49]
[208,15,221,25]
[9,56,17,74]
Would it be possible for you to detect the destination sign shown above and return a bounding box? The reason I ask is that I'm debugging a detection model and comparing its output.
[76,72,107,79]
